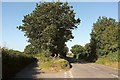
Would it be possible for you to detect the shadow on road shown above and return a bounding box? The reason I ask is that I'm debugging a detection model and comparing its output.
[64,56,90,64]
[14,60,45,79]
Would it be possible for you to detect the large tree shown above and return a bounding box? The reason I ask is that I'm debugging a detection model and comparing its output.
[18,2,80,56]
[90,17,118,57]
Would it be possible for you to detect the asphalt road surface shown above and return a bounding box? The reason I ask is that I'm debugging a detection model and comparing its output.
[15,61,119,79]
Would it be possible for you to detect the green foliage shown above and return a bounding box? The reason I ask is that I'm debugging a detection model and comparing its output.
[24,44,39,54]
[96,57,118,68]
[76,43,97,62]
[96,51,118,66]
[77,17,118,63]
[18,2,80,57]
[36,53,70,72]
[67,53,74,58]
[61,46,69,57]
[79,43,91,60]
[107,51,118,62]
[90,17,118,57]
[54,59,70,69]
[35,52,52,61]
[70,44,84,58]
[2,48,36,78]
[70,44,95,59]
[89,16,119,65]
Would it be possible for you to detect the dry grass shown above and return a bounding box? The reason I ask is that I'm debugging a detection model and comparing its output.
[35,53,70,73]
[96,57,118,69]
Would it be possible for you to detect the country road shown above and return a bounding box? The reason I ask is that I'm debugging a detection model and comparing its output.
[15,61,119,79]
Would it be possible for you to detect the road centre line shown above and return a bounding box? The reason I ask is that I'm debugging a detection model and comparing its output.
[64,71,74,78]
[64,72,67,78]
[111,74,118,78]
[88,65,99,70]
[69,70,73,78]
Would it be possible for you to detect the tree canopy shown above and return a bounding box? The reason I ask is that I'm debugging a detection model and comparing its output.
[18,2,80,57]
[70,44,84,58]
[71,17,119,62]
[90,17,119,57]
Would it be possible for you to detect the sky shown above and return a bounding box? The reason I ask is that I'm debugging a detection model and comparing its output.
[2,2,118,51]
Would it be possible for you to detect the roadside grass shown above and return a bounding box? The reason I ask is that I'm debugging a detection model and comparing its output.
[35,53,70,72]
[95,57,118,69]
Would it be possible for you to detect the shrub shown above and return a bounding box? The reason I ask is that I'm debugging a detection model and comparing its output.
[107,51,118,62]
[54,59,70,69]
[36,53,70,72]
[2,48,36,78]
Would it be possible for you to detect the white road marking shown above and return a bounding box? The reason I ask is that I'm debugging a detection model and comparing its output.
[64,72,67,78]
[111,74,118,78]
[69,70,73,78]
[64,71,74,78]
[88,65,99,70]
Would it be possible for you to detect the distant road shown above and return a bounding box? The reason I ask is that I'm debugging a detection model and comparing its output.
[15,61,118,79]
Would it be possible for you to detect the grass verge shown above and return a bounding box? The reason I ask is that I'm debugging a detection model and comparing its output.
[95,57,118,69]
[35,53,71,73]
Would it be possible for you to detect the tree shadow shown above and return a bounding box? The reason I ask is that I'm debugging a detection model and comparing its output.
[12,60,45,79]
[64,56,91,64]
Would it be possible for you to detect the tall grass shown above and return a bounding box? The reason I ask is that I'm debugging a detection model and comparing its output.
[95,51,118,69]
[96,57,118,68]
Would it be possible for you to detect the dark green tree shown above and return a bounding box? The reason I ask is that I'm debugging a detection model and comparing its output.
[90,17,118,58]
[62,46,69,57]
[76,43,97,62]
[84,43,91,55]
[84,43,97,62]
[24,44,38,54]
[70,44,84,58]
[17,2,80,56]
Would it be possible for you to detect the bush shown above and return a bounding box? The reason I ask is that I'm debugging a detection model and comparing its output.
[2,48,36,78]
[54,59,70,69]
[107,51,118,62]
[36,53,70,72]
